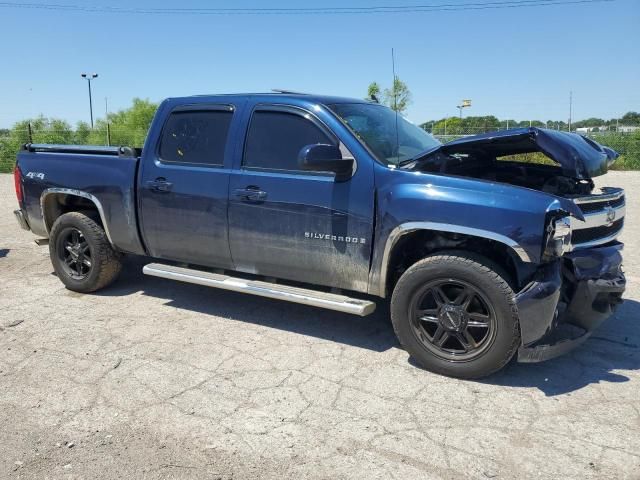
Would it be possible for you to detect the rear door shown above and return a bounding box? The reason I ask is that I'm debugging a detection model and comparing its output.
[227,105,374,292]
[138,103,238,268]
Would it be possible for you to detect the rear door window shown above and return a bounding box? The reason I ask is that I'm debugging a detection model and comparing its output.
[159,108,233,166]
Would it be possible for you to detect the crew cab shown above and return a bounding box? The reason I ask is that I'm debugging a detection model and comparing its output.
[12,93,626,378]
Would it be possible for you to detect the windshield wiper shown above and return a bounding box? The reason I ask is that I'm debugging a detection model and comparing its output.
[396,146,441,168]
[396,158,417,168]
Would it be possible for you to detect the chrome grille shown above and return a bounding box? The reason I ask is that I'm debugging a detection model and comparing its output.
[571,187,625,249]
[572,218,624,244]
[577,195,625,213]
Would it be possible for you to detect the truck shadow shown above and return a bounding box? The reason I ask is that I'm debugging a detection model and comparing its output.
[0,248,9,258]
[97,256,399,353]
[99,256,639,396]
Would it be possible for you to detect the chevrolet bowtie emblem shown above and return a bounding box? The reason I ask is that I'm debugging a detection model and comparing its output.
[605,206,616,226]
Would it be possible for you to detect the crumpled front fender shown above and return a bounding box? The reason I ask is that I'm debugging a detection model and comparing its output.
[515,261,562,347]
[515,243,625,363]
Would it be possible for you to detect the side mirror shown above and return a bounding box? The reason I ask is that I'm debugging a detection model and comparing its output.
[298,144,354,181]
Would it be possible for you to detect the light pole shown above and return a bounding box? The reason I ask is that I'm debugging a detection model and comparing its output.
[457,99,472,119]
[568,90,573,132]
[81,73,98,128]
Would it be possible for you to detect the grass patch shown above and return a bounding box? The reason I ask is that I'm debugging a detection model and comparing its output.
[497,152,556,166]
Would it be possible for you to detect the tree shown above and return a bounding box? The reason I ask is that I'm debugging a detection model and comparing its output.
[432,117,462,135]
[0,116,76,172]
[383,77,412,114]
[0,99,159,172]
[9,117,74,144]
[89,98,158,146]
[74,121,92,145]
[462,116,501,132]
[366,78,412,113]
[367,82,381,101]
[573,117,605,128]
[621,112,640,126]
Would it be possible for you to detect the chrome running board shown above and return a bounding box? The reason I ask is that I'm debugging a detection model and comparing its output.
[143,263,376,316]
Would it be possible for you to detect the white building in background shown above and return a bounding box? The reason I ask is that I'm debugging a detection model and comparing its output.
[575,125,638,134]
[576,126,609,133]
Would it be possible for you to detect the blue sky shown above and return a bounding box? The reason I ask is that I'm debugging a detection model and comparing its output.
[0,0,638,128]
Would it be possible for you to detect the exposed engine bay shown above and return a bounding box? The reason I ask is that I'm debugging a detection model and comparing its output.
[414,150,595,197]
[406,127,618,197]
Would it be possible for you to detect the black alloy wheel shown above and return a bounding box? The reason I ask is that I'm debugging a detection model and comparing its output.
[409,279,496,361]
[49,212,122,293]
[390,252,520,379]
[56,227,93,280]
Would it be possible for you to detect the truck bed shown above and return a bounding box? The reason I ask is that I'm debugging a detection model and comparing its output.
[17,143,146,255]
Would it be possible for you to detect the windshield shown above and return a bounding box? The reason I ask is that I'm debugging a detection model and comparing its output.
[329,103,441,166]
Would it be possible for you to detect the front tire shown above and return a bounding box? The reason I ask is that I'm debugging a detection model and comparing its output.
[390,252,520,379]
[49,212,122,293]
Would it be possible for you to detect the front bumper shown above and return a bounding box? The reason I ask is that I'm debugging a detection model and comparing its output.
[14,209,30,231]
[515,243,625,363]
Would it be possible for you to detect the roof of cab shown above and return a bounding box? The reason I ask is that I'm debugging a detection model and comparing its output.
[168,92,373,106]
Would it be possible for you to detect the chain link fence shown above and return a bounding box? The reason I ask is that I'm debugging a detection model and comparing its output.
[1,124,639,173]
[0,125,149,173]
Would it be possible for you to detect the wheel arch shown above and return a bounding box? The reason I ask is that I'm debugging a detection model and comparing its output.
[378,222,534,298]
[40,188,114,246]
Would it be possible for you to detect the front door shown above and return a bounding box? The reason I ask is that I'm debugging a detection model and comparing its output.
[228,105,374,292]
[139,104,237,269]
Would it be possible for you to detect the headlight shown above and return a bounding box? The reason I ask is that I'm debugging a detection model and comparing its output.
[544,216,572,258]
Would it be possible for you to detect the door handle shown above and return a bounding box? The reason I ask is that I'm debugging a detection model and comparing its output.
[234,187,267,202]
[146,178,173,193]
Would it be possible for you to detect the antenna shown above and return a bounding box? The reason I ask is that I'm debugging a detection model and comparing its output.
[568,90,573,132]
[391,48,400,164]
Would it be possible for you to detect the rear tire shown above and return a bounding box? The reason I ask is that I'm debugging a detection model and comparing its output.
[390,252,520,379]
[49,212,122,293]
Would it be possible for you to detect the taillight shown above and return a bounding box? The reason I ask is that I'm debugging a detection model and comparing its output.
[14,165,23,205]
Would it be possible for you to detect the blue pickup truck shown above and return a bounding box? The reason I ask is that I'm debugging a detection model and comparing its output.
[12,92,626,378]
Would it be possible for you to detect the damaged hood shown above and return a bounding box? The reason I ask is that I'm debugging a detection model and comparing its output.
[440,127,618,179]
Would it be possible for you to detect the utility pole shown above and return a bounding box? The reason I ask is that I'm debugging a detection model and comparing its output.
[568,90,573,132]
[81,73,98,128]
